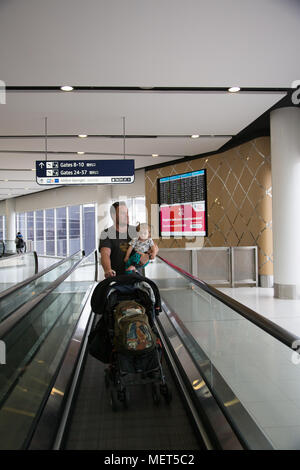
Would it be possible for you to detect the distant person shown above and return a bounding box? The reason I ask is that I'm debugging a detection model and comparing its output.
[15,232,25,254]
[124,223,155,273]
[99,201,158,278]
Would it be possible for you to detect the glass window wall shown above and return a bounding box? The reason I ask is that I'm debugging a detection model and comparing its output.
[56,207,67,256]
[35,210,44,255]
[45,209,55,256]
[82,204,96,255]
[69,205,81,255]
[15,203,97,257]
[27,212,34,242]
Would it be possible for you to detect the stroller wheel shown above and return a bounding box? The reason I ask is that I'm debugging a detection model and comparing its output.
[152,383,160,405]
[110,390,118,411]
[160,383,172,405]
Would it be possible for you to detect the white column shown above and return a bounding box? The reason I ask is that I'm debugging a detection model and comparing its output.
[270,106,300,298]
[5,198,16,241]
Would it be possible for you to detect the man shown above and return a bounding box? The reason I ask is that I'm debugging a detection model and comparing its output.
[99,201,158,278]
[15,231,25,254]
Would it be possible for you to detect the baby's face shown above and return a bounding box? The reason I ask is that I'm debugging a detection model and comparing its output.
[139,228,149,240]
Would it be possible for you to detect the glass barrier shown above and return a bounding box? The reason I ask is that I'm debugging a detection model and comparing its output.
[68,250,97,282]
[146,258,300,450]
[0,255,95,449]
[0,252,38,294]
[0,251,83,323]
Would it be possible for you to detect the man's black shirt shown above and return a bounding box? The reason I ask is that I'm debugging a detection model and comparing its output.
[99,225,137,275]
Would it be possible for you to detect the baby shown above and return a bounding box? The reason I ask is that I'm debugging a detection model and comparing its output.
[124,223,155,273]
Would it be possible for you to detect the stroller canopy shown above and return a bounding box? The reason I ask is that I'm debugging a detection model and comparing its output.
[91,273,162,316]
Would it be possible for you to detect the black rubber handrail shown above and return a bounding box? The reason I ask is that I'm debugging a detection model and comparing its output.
[0,250,83,301]
[158,255,300,352]
[0,251,86,339]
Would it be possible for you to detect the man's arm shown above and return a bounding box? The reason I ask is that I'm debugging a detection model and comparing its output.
[100,246,116,278]
[124,245,133,263]
[149,240,159,259]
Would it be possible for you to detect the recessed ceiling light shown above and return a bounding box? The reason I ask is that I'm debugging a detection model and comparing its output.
[77,151,85,155]
[78,134,88,138]
[228,86,240,93]
[191,135,200,139]
[152,154,159,158]
[60,85,74,92]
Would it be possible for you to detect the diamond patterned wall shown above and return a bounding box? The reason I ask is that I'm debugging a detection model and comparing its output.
[145,137,273,276]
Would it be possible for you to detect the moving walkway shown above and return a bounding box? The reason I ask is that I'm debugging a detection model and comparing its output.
[0,255,298,450]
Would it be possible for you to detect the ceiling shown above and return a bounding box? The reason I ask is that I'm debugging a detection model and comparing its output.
[0,0,299,201]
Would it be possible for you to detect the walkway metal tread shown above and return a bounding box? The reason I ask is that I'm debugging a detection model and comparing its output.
[63,354,202,450]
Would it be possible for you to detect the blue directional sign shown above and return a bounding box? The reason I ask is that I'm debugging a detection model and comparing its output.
[36,159,135,185]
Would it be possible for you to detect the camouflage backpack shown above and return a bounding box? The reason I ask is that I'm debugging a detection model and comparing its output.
[113,300,156,355]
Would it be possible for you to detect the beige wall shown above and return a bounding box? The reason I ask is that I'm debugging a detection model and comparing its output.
[145,137,273,276]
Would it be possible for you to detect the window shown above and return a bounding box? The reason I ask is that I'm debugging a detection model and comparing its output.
[112,197,146,226]
[45,209,55,256]
[69,205,80,255]
[56,207,67,256]
[16,203,97,257]
[134,197,147,225]
[82,204,96,255]
[35,210,44,255]
[27,212,34,242]
[18,213,26,238]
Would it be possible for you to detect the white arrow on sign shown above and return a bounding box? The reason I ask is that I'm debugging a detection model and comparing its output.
[39,162,45,168]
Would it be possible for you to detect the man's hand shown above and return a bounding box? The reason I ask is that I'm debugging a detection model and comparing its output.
[104,269,116,278]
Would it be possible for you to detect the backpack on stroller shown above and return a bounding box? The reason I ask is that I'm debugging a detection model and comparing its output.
[89,273,172,410]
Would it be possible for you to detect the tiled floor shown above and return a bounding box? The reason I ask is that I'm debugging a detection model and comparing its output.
[218,287,300,337]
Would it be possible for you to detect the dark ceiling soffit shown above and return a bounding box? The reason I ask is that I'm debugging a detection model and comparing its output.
[5,86,290,93]
[0,134,232,139]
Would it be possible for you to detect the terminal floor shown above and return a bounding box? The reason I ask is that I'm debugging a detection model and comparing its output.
[218,287,300,338]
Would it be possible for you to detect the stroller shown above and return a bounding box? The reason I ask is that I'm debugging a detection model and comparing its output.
[89,273,172,410]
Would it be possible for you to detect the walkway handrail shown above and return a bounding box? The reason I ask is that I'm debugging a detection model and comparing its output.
[0,250,82,301]
[158,255,300,353]
[0,251,86,339]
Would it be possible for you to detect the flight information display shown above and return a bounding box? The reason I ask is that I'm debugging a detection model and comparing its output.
[158,169,207,236]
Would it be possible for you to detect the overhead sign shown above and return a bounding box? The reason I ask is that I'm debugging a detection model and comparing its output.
[36,159,135,185]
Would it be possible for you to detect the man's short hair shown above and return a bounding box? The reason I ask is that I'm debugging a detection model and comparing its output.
[110,201,128,217]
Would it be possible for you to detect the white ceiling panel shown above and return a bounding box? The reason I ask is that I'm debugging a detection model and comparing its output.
[0,0,299,87]
[0,0,299,202]
[0,91,286,135]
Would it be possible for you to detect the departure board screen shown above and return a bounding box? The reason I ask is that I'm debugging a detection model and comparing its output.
[158,169,207,237]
